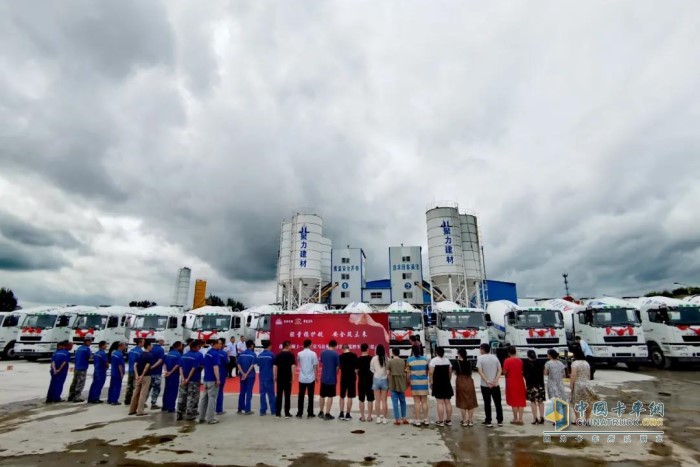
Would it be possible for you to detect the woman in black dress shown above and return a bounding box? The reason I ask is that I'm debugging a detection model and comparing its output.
[429,346,454,427]
[523,350,546,424]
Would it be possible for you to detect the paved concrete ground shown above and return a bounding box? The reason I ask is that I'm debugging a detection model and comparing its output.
[0,361,698,466]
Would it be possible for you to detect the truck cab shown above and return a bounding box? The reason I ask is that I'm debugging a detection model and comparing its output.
[566,298,648,370]
[434,301,488,362]
[637,296,700,368]
[15,306,82,360]
[244,304,282,351]
[183,306,247,343]
[70,306,131,352]
[0,309,29,359]
[386,301,425,358]
[128,306,184,347]
[487,300,567,360]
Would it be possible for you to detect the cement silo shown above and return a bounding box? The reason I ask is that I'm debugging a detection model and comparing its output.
[459,213,485,306]
[172,267,191,308]
[276,210,331,309]
[427,203,486,307]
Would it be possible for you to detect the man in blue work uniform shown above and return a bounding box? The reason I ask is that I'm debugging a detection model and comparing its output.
[237,339,257,415]
[216,338,228,415]
[46,341,70,403]
[108,341,126,405]
[124,338,144,405]
[162,341,182,413]
[68,337,93,402]
[257,340,276,416]
[149,339,166,409]
[177,340,203,421]
[199,339,223,424]
[87,340,109,403]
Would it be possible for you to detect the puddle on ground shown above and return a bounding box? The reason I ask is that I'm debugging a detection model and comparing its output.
[0,437,223,467]
[287,452,355,467]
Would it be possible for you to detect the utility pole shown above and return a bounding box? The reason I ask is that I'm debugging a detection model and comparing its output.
[562,273,570,297]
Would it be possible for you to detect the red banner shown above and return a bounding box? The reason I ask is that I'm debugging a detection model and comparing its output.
[270,313,389,357]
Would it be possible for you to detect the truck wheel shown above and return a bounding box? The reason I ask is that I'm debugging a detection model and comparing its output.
[626,362,640,371]
[650,346,667,369]
[606,360,618,368]
[25,356,39,362]
[2,341,16,360]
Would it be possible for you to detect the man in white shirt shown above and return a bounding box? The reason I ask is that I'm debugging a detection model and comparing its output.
[575,336,595,380]
[225,337,238,377]
[476,343,503,428]
[296,339,319,419]
[236,335,247,356]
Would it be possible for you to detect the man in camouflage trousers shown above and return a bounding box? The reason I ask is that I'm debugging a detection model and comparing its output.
[177,340,203,421]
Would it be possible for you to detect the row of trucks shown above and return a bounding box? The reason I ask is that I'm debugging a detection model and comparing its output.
[0,302,430,359]
[4,295,696,369]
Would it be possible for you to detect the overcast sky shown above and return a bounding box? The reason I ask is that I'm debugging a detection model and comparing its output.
[1,1,699,308]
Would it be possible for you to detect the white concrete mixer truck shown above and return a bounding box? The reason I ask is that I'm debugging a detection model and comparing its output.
[636,296,700,368]
[486,300,567,360]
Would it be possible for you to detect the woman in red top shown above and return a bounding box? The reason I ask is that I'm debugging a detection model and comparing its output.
[503,346,527,425]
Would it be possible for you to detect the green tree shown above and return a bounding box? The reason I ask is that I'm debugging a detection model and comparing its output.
[206,294,225,306]
[226,297,245,311]
[0,288,18,311]
[129,300,158,308]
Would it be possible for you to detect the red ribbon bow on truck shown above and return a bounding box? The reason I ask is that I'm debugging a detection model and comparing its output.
[450,329,478,338]
[390,330,414,341]
[21,327,43,334]
[605,326,635,336]
[135,330,155,338]
[74,328,94,338]
[676,325,700,335]
[528,328,555,338]
[197,331,218,341]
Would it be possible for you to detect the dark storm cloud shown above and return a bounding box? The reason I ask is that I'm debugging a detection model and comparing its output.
[0,239,67,271]
[0,0,176,202]
[0,212,81,249]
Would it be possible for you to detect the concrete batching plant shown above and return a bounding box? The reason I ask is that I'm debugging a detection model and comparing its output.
[426,203,485,307]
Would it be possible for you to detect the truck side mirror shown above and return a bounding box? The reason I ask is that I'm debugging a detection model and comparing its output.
[57,316,70,327]
[578,313,586,325]
[181,316,187,327]
[635,310,641,323]
[169,317,178,329]
[484,313,492,326]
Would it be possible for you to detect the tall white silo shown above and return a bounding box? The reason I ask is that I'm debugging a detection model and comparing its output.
[426,204,467,305]
[172,267,191,308]
[460,214,485,307]
[277,211,329,309]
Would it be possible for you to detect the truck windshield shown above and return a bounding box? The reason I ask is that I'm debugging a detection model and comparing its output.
[253,315,270,332]
[192,315,231,331]
[515,310,563,329]
[668,306,700,325]
[389,313,423,331]
[1,314,22,327]
[440,313,485,329]
[73,315,107,330]
[592,308,640,326]
[132,316,168,331]
[23,314,57,329]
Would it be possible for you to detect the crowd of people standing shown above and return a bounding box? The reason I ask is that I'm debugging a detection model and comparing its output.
[46,335,597,427]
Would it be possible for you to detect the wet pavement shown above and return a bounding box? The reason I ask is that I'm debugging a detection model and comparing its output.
[0,362,698,466]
